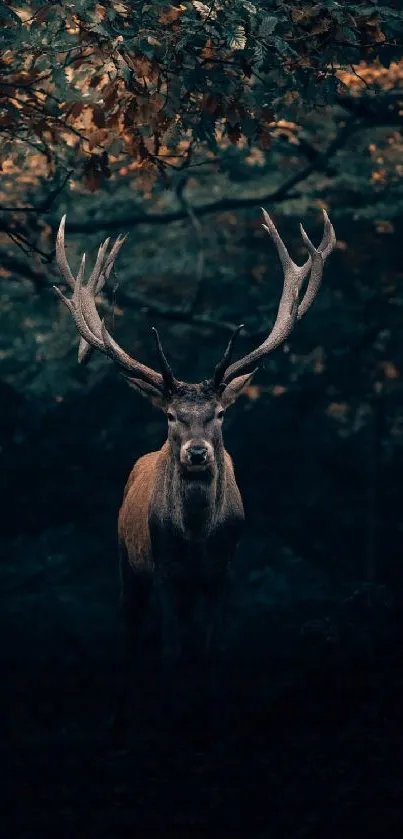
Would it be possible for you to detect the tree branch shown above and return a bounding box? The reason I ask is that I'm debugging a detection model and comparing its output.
[175,176,205,313]
[56,119,357,235]
[336,89,403,127]
[0,253,50,288]
[54,165,314,233]
[0,169,73,214]
[0,220,53,262]
[103,283,241,335]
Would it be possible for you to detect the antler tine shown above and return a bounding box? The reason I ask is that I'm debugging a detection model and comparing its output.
[87,238,111,293]
[55,217,99,362]
[100,320,169,385]
[54,252,105,351]
[221,209,336,385]
[151,327,177,391]
[100,234,128,289]
[54,216,169,389]
[68,253,97,365]
[260,208,335,306]
[296,210,336,321]
[77,235,129,365]
[56,214,76,290]
[318,209,336,260]
[213,323,244,387]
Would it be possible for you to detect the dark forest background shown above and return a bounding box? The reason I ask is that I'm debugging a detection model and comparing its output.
[1,1,403,836]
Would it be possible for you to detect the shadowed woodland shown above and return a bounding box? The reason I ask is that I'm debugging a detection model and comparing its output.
[1,1,403,836]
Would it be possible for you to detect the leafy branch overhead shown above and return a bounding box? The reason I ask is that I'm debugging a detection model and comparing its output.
[0,0,403,284]
[1,1,402,188]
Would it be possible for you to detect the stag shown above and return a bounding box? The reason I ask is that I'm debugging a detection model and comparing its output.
[54,210,335,675]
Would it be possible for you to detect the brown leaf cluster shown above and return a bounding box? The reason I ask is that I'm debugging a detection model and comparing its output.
[337,60,403,93]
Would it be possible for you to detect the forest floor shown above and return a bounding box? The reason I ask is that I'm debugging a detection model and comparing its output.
[2,519,402,838]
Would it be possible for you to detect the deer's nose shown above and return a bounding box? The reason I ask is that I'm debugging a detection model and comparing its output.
[187,445,208,465]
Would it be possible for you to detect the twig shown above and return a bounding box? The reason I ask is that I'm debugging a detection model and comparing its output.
[0,253,51,287]
[0,169,73,214]
[175,179,205,313]
[336,89,403,126]
[0,223,53,262]
[101,284,244,335]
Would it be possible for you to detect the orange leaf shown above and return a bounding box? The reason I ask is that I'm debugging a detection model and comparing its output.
[244,385,261,401]
[374,220,394,234]
[102,81,121,110]
[226,122,242,145]
[379,361,400,379]
[91,105,106,128]
[88,129,109,149]
[327,402,348,419]
[69,102,84,118]
[257,127,271,150]
[34,5,52,23]
[159,5,185,23]
[201,39,214,59]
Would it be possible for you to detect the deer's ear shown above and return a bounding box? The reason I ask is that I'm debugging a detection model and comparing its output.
[220,370,257,408]
[125,377,166,410]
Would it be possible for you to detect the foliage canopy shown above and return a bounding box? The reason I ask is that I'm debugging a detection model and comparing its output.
[1,0,402,200]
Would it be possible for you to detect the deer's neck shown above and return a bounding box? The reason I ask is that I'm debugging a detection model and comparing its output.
[164,443,226,540]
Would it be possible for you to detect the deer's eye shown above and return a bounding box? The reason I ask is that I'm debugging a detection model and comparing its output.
[217,410,224,420]
[167,411,175,422]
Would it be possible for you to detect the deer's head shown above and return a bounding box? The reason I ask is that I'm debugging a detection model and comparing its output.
[54,210,335,475]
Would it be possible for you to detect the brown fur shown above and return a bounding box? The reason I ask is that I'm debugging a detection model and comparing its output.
[118,444,167,574]
[116,380,254,666]
[118,440,240,577]
[118,427,245,665]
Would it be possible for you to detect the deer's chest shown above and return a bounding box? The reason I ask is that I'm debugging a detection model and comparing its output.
[149,509,242,586]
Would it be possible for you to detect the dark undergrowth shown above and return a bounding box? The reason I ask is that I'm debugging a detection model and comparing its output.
[1,270,402,835]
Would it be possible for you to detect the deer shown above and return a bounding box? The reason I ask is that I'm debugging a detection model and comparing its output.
[54,209,336,686]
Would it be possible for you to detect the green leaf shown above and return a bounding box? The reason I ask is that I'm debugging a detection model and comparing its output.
[274,36,298,58]
[259,15,278,37]
[230,26,247,50]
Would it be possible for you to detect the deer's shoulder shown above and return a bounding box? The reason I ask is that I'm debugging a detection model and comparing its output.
[122,442,169,502]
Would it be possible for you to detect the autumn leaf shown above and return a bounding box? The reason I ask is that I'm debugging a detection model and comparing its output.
[374,220,394,234]
[379,361,400,380]
[257,127,271,150]
[226,122,242,145]
[159,5,185,24]
[66,102,84,118]
[311,19,331,36]
[291,6,321,24]
[90,105,106,128]
[101,81,122,110]
[244,385,261,401]
[88,129,109,150]
[200,39,215,59]
[83,168,102,192]
[326,402,349,420]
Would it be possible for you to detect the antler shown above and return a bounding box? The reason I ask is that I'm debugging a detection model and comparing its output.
[213,323,244,387]
[54,215,177,391]
[216,208,336,386]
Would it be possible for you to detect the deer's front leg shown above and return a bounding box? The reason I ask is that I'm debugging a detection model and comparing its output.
[151,527,187,678]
